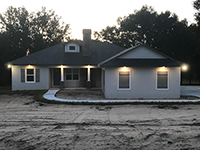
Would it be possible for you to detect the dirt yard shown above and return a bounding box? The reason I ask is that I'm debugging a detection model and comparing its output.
[0,94,200,150]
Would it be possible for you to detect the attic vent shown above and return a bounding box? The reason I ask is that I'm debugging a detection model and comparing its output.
[65,44,80,53]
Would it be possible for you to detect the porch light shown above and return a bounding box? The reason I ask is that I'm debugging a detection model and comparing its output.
[7,64,11,68]
[182,64,188,71]
[27,65,34,68]
[158,66,167,71]
[122,66,127,71]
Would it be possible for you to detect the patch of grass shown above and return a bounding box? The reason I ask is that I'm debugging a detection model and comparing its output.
[0,86,47,101]
[0,86,12,94]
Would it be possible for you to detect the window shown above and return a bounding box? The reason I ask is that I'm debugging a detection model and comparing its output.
[66,69,79,80]
[69,46,76,50]
[26,69,35,83]
[65,44,80,53]
[21,68,40,83]
[118,70,130,89]
[157,71,168,89]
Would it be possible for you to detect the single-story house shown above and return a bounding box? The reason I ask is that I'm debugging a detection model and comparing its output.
[8,29,182,98]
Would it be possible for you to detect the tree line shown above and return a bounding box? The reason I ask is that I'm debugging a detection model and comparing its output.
[0,6,70,86]
[1,1,200,86]
[94,1,200,84]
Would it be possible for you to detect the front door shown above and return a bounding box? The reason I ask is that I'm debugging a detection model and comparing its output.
[53,68,61,86]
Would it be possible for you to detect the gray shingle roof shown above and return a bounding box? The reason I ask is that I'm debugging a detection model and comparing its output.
[99,44,181,67]
[10,41,124,66]
[9,42,181,67]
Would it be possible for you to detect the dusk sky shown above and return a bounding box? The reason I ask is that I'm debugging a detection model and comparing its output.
[0,0,197,39]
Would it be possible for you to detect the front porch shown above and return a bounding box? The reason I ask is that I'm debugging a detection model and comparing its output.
[43,86,200,103]
[49,66,102,89]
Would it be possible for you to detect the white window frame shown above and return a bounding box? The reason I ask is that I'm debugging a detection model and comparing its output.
[65,44,80,53]
[156,70,169,90]
[65,68,80,81]
[25,68,35,83]
[118,70,131,90]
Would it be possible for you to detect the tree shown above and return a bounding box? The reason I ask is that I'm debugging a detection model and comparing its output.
[0,6,70,59]
[194,0,200,24]
[95,6,194,60]
[95,5,199,84]
[0,6,71,86]
[0,6,31,60]
[29,7,70,52]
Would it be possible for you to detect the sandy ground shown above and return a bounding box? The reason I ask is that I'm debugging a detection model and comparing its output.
[56,89,199,100]
[0,94,200,150]
[56,89,105,100]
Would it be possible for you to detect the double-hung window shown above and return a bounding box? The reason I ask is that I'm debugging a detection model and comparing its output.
[26,69,35,83]
[66,69,79,80]
[21,68,40,83]
[157,71,168,89]
[118,70,130,89]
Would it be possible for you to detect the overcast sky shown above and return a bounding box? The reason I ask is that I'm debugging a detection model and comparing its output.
[0,0,197,39]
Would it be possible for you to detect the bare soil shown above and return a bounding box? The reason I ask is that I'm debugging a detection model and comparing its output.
[56,89,199,100]
[56,89,105,100]
[0,94,200,150]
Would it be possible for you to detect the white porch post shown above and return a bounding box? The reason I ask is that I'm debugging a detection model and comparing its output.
[61,65,64,82]
[87,65,90,81]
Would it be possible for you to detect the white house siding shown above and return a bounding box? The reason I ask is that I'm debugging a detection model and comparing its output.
[12,65,49,91]
[104,67,180,99]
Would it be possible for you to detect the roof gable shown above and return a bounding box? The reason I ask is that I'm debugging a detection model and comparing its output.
[119,46,166,59]
[99,44,181,67]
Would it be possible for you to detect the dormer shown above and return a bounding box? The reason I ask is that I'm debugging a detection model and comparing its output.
[65,43,80,53]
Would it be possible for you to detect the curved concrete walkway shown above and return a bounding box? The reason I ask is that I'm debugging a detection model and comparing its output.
[43,86,200,103]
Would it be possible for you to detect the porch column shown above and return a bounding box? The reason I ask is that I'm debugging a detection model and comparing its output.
[60,65,64,88]
[61,65,64,81]
[87,65,90,81]
[87,65,91,88]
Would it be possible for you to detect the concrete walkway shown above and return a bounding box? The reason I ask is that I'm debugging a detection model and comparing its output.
[43,86,200,103]
[181,86,200,97]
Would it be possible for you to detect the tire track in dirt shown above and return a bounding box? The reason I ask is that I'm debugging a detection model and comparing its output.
[108,107,120,124]
[72,110,91,123]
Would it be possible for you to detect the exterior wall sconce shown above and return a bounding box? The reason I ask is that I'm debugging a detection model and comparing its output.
[122,66,127,71]
[7,64,11,68]
[182,64,188,71]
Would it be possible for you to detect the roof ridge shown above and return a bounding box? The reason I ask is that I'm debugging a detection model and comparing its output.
[98,45,140,66]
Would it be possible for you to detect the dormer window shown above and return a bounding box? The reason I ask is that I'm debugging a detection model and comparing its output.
[65,44,80,53]
[69,46,76,50]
